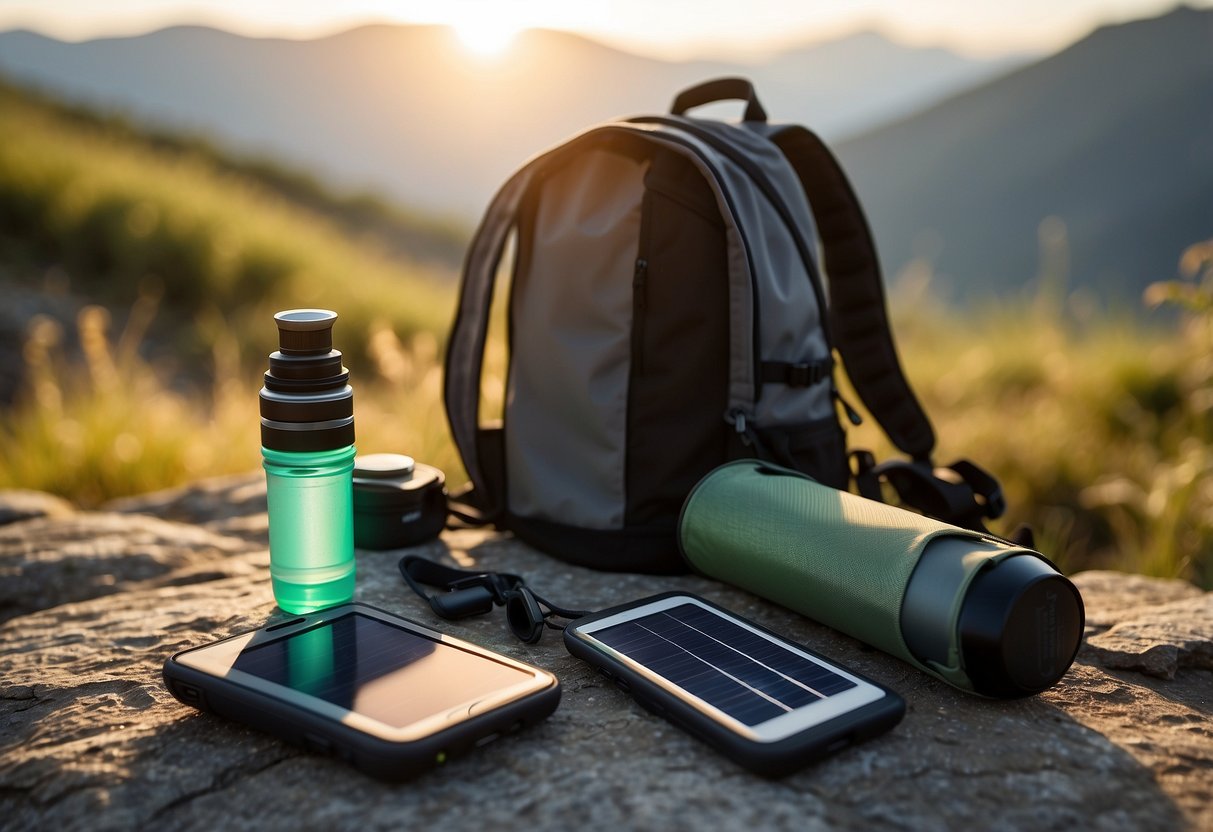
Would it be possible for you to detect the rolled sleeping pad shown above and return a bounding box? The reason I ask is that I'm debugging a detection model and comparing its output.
[677,460,1084,697]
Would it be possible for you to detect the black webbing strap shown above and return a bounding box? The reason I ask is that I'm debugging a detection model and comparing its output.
[874,457,1007,532]
[445,483,495,529]
[769,122,1012,532]
[769,125,936,462]
[760,357,834,387]
[850,449,883,502]
[399,554,523,605]
[398,555,590,621]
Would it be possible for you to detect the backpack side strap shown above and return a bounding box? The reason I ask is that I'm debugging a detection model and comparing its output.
[768,124,936,462]
[444,156,542,521]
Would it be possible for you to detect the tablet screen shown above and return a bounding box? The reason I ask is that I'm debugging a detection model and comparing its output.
[588,602,856,726]
[228,612,533,729]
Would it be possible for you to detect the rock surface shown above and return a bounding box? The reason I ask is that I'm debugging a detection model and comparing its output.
[2,481,1211,831]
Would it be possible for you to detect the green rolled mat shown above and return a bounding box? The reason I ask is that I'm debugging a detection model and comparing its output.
[678,460,1084,697]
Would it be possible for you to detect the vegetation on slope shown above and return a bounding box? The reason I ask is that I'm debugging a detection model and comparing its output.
[0,77,456,371]
[0,78,1208,585]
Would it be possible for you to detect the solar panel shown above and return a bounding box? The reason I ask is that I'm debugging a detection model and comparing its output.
[590,603,856,726]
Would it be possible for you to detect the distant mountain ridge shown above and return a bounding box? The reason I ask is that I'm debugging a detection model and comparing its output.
[836,5,1213,299]
[0,23,1022,216]
[0,8,1206,303]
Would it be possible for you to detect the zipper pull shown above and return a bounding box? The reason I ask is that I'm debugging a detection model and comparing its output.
[834,390,864,426]
[728,409,755,446]
[633,258,648,307]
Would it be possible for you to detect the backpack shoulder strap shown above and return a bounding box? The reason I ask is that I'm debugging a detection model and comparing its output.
[767,123,1008,531]
[766,124,936,462]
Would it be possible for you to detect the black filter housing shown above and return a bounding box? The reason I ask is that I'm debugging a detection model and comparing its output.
[958,555,1085,698]
[352,454,447,549]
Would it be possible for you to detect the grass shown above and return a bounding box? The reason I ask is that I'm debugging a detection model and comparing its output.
[1,300,463,506]
[6,263,1209,586]
[0,73,465,502]
[0,77,1209,586]
[859,246,1213,586]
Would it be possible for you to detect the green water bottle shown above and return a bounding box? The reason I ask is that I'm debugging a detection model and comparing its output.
[260,309,356,613]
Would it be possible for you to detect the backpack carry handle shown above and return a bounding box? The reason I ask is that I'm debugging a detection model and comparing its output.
[672,78,768,123]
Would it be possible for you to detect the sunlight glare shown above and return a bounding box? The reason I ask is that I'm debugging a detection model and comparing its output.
[454,16,522,57]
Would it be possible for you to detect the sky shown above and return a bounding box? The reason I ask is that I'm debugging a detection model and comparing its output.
[0,0,1206,58]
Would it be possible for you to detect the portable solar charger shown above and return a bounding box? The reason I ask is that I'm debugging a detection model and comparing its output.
[563,591,905,777]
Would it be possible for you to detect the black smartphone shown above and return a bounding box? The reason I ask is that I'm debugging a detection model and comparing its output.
[564,592,905,777]
[163,602,560,781]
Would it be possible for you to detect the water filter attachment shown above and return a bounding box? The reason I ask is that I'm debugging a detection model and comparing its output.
[260,309,357,614]
[677,460,1084,698]
[260,309,355,453]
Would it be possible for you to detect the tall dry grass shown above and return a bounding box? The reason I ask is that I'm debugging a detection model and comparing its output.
[0,293,463,506]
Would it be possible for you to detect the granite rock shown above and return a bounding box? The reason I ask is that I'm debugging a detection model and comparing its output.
[0,503,264,625]
[105,472,269,544]
[1075,571,1213,680]
[1,482,1211,831]
[0,489,75,527]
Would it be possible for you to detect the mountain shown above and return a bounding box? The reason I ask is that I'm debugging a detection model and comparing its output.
[836,5,1213,300]
[0,23,1020,217]
[2,9,1203,301]
[759,30,1024,136]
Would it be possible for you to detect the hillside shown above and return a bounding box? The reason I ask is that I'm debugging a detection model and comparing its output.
[0,77,456,397]
[0,24,1020,216]
[3,80,468,267]
[837,5,1213,300]
[0,78,465,501]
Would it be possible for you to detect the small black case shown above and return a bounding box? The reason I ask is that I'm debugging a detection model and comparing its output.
[351,454,447,549]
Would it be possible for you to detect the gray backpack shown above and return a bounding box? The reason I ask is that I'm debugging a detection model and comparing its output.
[445,78,1007,573]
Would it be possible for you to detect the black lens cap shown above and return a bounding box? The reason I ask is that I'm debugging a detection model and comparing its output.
[958,555,1085,698]
[351,454,447,549]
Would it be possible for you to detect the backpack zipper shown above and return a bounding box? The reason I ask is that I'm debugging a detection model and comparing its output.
[615,122,764,407]
[631,257,648,375]
[628,115,834,349]
[834,389,864,426]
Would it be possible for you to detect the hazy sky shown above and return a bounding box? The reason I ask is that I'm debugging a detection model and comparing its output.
[0,0,1205,57]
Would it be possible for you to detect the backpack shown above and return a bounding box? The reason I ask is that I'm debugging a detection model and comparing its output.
[445,78,1007,574]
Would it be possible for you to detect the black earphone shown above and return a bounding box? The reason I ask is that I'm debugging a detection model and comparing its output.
[398,555,590,644]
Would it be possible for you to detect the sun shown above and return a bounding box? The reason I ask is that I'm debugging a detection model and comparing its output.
[453,17,523,57]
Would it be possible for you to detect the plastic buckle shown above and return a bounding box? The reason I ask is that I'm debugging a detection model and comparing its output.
[448,572,522,604]
[946,459,1006,519]
[850,449,882,502]
[788,363,814,387]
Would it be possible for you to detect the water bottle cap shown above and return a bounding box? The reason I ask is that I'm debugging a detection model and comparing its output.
[275,309,338,354]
